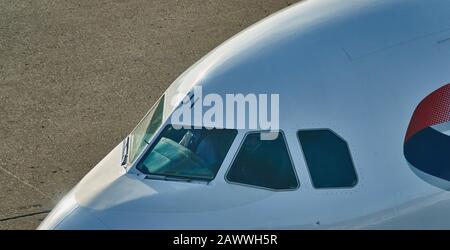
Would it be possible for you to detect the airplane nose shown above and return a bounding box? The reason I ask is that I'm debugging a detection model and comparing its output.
[38,190,108,230]
[49,207,109,230]
[38,189,78,230]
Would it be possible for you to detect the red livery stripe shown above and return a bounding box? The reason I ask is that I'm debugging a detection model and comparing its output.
[405,84,450,142]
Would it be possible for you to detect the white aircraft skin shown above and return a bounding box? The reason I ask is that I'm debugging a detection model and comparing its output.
[38,0,450,229]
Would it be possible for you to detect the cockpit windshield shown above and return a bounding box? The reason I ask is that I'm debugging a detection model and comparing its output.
[136,125,237,181]
[128,95,165,163]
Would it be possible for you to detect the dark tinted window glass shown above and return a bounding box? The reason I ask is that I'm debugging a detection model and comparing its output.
[137,125,237,181]
[297,129,357,188]
[227,132,298,190]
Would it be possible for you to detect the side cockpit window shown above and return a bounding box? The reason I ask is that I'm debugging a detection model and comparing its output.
[129,95,165,163]
[226,132,299,190]
[297,129,357,188]
[136,125,237,181]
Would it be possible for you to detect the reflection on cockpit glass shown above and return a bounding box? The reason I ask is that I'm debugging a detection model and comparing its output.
[136,125,237,181]
[129,95,165,163]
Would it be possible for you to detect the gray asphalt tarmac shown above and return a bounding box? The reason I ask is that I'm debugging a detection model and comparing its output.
[0,0,300,229]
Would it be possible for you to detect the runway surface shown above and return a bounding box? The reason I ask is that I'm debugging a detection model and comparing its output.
[0,0,299,229]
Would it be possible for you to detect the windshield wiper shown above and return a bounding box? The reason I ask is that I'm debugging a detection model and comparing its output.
[144,174,209,183]
[121,136,130,166]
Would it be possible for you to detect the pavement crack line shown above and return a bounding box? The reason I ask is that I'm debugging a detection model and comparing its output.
[0,165,53,200]
[0,210,51,222]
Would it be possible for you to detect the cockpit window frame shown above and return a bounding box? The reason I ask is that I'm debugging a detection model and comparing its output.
[133,124,239,182]
[297,128,359,189]
[224,130,300,192]
[127,90,192,170]
[127,94,167,165]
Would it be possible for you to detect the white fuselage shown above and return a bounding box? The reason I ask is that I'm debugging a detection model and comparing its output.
[39,0,450,229]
